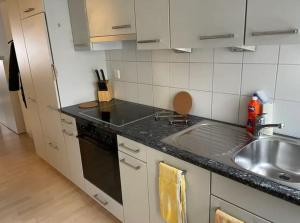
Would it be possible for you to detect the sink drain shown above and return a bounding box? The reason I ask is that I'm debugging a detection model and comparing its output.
[278,173,291,181]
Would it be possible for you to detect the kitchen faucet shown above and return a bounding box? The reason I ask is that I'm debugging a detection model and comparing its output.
[253,114,284,138]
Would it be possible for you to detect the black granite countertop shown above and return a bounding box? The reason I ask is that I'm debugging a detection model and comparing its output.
[61,99,300,206]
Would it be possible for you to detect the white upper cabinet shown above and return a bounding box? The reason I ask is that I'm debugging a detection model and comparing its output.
[170,0,246,48]
[245,0,300,45]
[86,0,136,39]
[135,0,170,50]
[18,0,44,19]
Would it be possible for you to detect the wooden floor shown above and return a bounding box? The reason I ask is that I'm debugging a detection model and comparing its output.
[0,124,120,223]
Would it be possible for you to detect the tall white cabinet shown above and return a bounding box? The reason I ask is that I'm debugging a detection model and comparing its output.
[245,0,300,45]
[18,0,44,19]
[170,0,246,48]
[135,0,170,50]
[21,13,69,177]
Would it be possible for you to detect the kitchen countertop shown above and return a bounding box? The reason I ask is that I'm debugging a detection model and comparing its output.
[62,99,300,206]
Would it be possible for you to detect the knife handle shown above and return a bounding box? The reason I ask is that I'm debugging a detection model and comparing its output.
[100,69,106,81]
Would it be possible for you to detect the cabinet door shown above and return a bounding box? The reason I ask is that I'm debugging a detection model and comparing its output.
[22,13,59,109]
[18,0,44,19]
[245,0,300,45]
[147,149,210,223]
[7,0,37,100]
[170,0,246,48]
[86,0,136,37]
[63,128,85,190]
[135,0,170,50]
[119,151,150,223]
[27,99,47,160]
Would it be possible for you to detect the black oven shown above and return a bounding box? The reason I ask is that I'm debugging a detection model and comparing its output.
[76,118,122,204]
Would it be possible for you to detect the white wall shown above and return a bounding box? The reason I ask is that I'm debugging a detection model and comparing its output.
[44,0,108,107]
[106,43,300,138]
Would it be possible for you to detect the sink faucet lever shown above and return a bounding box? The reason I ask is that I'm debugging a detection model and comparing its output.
[253,114,284,138]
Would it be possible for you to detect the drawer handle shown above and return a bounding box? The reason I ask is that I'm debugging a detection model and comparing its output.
[24,8,35,13]
[120,158,141,170]
[251,29,299,37]
[61,118,72,125]
[199,33,234,40]
[119,143,140,153]
[63,129,73,136]
[137,39,160,44]
[93,194,108,206]
[112,24,131,30]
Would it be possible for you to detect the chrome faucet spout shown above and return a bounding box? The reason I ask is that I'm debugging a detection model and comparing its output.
[253,115,284,138]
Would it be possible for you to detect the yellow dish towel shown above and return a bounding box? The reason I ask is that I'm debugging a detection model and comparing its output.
[215,209,244,223]
[159,162,187,223]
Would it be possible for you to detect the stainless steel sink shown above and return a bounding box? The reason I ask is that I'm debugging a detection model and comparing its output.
[233,138,300,183]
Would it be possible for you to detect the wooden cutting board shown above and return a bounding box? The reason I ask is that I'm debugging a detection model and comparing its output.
[79,101,98,109]
[173,91,193,115]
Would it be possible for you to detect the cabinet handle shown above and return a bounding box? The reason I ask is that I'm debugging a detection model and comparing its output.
[251,29,299,37]
[112,24,131,30]
[137,39,160,44]
[61,118,72,125]
[120,158,141,170]
[199,33,234,40]
[93,194,108,206]
[24,8,35,13]
[63,129,73,137]
[47,105,59,111]
[119,143,140,153]
[28,97,37,103]
[48,142,59,150]
[51,64,58,80]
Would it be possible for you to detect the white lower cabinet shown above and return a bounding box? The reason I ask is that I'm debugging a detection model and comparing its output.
[85,179,124,221]
[118,151,150,223]
[210,196,271,223]
[61,115,85,191]
[147,148,211,223]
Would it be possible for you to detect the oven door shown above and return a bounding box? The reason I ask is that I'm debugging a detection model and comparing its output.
[77,134,122,204]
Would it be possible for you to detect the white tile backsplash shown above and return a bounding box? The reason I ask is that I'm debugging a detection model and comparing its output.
[107,44,300,137]
[212,93,240,124]
[190,90,212,119]
[243,45,279,64]
[153,86,170,109]
[190,48,214,63]
[122,62,138,82]
[279,45,300,65]
[274,100,300,138]
[170,63,189,88]
[153,62,170,86]
[214,48,243,63]
[137,62,153,84]
[138,84,154,106]
[213,63,242,94]
[241,64,277,98]
[276,65,300,102]
[189,63,213,91]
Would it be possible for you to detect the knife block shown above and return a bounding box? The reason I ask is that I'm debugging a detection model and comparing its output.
[98,81,113,102]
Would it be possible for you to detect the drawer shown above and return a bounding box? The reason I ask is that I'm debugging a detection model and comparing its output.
[84,180,123,221]
[61,113,77,135]
[210,195,271,223]
[117,136,147,162]
[211,173,300,223]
